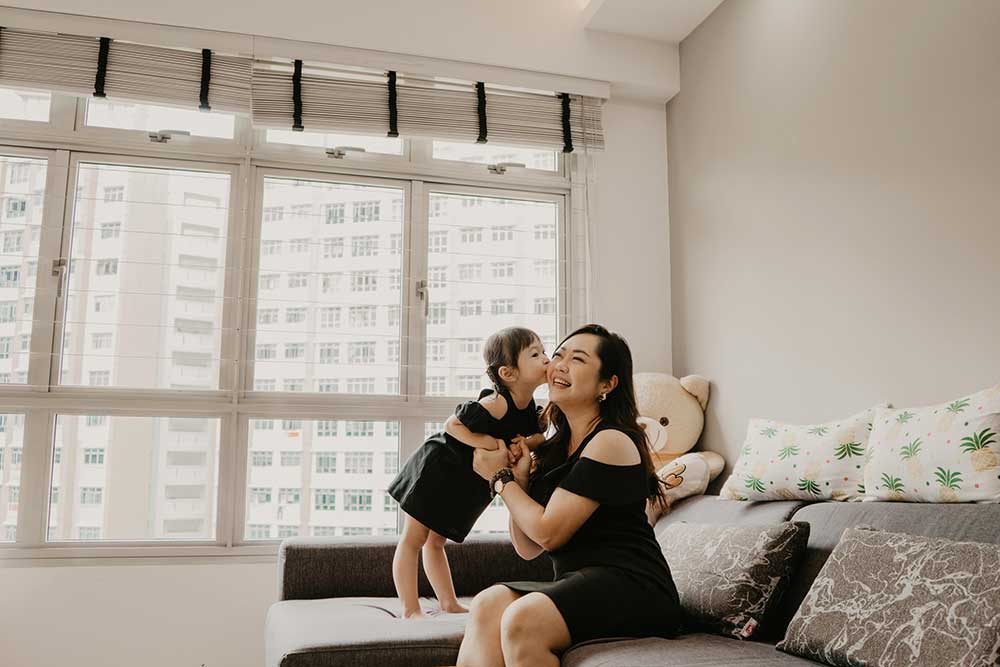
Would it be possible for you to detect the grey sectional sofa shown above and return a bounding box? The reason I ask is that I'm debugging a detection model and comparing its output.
[265,496,1000,666]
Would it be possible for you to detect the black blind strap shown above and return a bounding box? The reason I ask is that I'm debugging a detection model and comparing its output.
[292,59,304,131]
[476,82,488,144]
[94,37,111,98]
[387,71,399,138]
[199,49,212,111]
[560,93,573,154]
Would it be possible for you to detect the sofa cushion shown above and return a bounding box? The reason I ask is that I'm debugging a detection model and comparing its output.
[655,495,809,539]
[663,521,809,639]
[773,501,1000,637]
[265,596,470,667]
[778,527,1000,666]
[562,634,820,666]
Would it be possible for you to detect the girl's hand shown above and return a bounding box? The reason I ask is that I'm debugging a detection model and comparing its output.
[508,440,524,464]
[473,443,511,481]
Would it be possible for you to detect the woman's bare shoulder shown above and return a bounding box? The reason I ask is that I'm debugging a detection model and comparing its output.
[580,429,641,466]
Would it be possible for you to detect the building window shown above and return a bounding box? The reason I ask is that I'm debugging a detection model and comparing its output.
[428,303,446,325]
[258,274,278,290]
[318,342,341,364]
[384,452,399,475]
[458,263,482,281]
[429,230,448,253]
[103,186,125,202]
[0,337,11,359]
[323,237,344,258]
[2,231,22,253]
[534,297,556,315]
[319,307,341,329]
[284,343,306,359]
[283,379,304,392]
[459,300,482,317]
[261,240,282,255]
[0,302,14,323]
[352,201,379,223]
[491,226,515,242]
[460,227,482,244]
[314,452,337,473]
[344,489,372,512]
[491,262,515,279]
[348,341,376,365]
[345,378,376,394]
[457,375,482,392]
[5,198,26,218]
[256,343,277,360]
[80,487,103,505]
[534,259,556,278]
[344,452,374,474]
[389,234,402,255]
[534,223,556,240]
[426,376,447,396]
[386,339,400,363]
[277,526,299,538]
[83,448,105,465]
[248,525,271,539]
[428,338,447,362]
[8,163,30,184]
[342,527,373,536]
[254,419,274,430]
[89,371,111,386]
[346,420,374,437]
[312,526,338,537]
[251,451,273,466]
[349,306,377,328]
[278,488,300,504]
[289,238,310,253]
[324,203,345,225]
[263,206,284,222]
[287,273,308,288]
[280,451,301,466]
[92,332,113,349]
[78,527,102,540]
[94,295,115,313]
[350,271,377,292]
[490,298,515,315]
[317,420,338,437]
[388,269,401,291]
[428,266,447,288]
[352,235,378,257]
[0,266,19,288]
[250,487,272,504]
[255,379,276,391]
[100,222,122,239]
[314,489,337,511]
[384,493,399,513]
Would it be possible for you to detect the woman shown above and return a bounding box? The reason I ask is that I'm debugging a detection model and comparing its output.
[454,324,682,667]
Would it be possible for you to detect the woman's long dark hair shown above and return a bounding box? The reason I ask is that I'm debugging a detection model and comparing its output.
[534,324,669,511]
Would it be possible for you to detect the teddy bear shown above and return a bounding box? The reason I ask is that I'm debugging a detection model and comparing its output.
[634,373,725,520]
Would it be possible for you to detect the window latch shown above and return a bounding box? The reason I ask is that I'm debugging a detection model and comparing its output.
[326,146,368,159]
[51,258,67,298]
[487,162,526,175]
[415,279,429,317]
[148,129,192,144]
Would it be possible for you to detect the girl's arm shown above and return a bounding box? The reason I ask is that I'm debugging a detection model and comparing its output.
[444,415,501,450]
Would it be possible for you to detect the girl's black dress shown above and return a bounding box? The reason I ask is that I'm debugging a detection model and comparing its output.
[388,385,542,543]
[501,422,683,644]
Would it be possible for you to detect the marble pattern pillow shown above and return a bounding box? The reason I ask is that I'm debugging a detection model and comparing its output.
[864,385,1000,502]
[662,521,809,640]
[778,526,1000,666]
[720,406,884,502]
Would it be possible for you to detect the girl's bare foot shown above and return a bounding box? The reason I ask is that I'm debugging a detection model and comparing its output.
[403,608,427,620]
[439,601,469,614]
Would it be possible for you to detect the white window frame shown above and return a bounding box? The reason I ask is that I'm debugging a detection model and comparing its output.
[0,91,576,562]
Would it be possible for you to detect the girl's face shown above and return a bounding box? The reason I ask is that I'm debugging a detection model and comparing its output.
[547,333,606,407]
[513,338,550,388]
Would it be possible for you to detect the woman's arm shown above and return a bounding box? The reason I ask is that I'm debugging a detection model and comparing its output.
[507,453,544,559]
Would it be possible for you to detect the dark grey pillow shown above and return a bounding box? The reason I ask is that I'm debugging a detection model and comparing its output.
[778,527,1000,666]
[662,520,809,639]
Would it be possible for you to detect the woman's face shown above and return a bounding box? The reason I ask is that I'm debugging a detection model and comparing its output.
[547,333,607,408]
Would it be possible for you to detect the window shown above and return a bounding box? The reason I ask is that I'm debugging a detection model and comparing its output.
[349,306,377,328]
[256,344,277,360]
[352,235,378,257]
[318,343,341,364]
[86,99,236,139]
[323,237,344,258]
[284,343,306,359]
[324,203,345,225]
[534,223,556,240]
[343,526,373,536]
[2,230,22,252]
[277,526,299,538]
[290,205,312,220]
[459,300,483,317]
[0,266,20,288]
[263,206,284,222]
[389,234,402,255]
[86,415,107,427]
[267,130,404,156]
[491,262,515,279]
[0,337,10,359]
[432,141,558,171]
[261,240,282,255]
[534,259,556,278]
[387,305,401,328]
[491,299,515,315]
[282,420,303,432]
[428,339,447,362]
[283,379,304,392]
[534,297,556,315]
[83,448,105,465]
[386,340,400,363]
[78,527,102,540]
[287,273,308,288]
[280,451,302,466]
[5,198,26,218]
[314,489,337,511]
[8,162,31,184]
[384,452,400,475]
[388,269,401,291]
[93,295,115,313]
[428,303,447,325]
[251,451,273,466]
[250,488,272,504]
[80,487,103,505]
[458,264,482,281]
[458,375,482,392]
[350,271,377,292]
[92,333,113,349]
[492,226,515,242]
[278,488,300,505]
[346,378,375,394]
[321,272,343,293]
[348,341,376,365]
[314,452,337,474]
[384,493,399,513]
[0,302,14,323]
[248,525,271,539]
[344,452,374,475]
[345,490,372,512]
[319,307,341,329]
[255,379,276,391]
[460,228,482,244]
[429,230,448,253]
[312,526,337,537]
[103,186,125,202]
[346,421,374,437]
[428,266,447,288]
[427,376,447,396]
[317,420,338,437]
[88,371,110,386]
[289,238,310,253]
[353,201,379,223]
[100,222,121,239]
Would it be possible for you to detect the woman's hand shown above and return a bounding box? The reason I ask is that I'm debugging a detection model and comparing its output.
[473,442,511,481]
[512,448,532,486]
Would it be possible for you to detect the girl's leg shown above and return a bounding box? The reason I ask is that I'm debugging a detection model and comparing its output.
[423,531,467,613]
[392,514,430,619]
[455,585,521,667]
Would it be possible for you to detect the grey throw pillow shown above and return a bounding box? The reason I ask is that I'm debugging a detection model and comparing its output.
[662,521,809,639]
[778,527,1000,666]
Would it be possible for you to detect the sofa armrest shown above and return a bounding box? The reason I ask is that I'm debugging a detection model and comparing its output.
[277,535,552,601]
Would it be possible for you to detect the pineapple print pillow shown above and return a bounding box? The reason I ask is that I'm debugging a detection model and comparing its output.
[864,384,1000,503]
[720,406,883,502]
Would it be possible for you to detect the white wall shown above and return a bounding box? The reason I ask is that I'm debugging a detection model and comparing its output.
[1,6,674,666]
[667,0,1000,480]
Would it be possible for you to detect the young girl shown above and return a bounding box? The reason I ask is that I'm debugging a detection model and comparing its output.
[387,327,549,619]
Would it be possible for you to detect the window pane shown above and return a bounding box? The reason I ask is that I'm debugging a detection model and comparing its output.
[0,413,25,541]
[266,130,403,156]
[0,156,47,386]
[244,419,399,540]
[432,141,557,172]
[0,87,50,122]
[86,99,235,139]
[48,415,221,541]
[61,163,231,390]
[425,193,559,398]
[253,177,403,394]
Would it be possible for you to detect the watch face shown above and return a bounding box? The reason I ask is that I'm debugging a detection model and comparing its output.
[494,478,504,494]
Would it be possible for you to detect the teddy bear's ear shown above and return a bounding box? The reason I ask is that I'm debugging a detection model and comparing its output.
[679,375,710,411]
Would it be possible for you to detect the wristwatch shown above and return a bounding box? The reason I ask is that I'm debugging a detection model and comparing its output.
[491,467,516,498]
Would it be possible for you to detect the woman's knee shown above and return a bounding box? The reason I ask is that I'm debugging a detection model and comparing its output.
[500,593,569,651]
[469,585,518,621]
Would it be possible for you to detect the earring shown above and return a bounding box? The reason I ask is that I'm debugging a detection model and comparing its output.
[598,392,606,403]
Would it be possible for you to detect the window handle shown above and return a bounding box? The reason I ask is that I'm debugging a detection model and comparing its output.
[487,162,526,175]
[326,146,367,159]
[415,279,428,317]
[51,258,67,298]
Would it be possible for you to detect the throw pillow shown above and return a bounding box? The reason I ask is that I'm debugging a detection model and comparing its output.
[864,384,1000,502]
[720,406,884,501]
[778,526,1000,666]
[662,521,809,640]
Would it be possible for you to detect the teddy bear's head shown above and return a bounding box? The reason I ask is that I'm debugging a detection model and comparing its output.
[634,373,710,459]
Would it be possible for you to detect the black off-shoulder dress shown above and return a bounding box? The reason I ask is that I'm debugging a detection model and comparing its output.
[387,385,542,543]
[501,422,683,644]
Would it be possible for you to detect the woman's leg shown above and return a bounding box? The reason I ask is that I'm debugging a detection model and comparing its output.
[500,592,572,667]
[423,530,467,613]
[455,585,521,667]
[392,514,430,619]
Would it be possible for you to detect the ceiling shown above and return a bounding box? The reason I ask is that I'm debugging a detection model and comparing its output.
[582,0,726,43]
